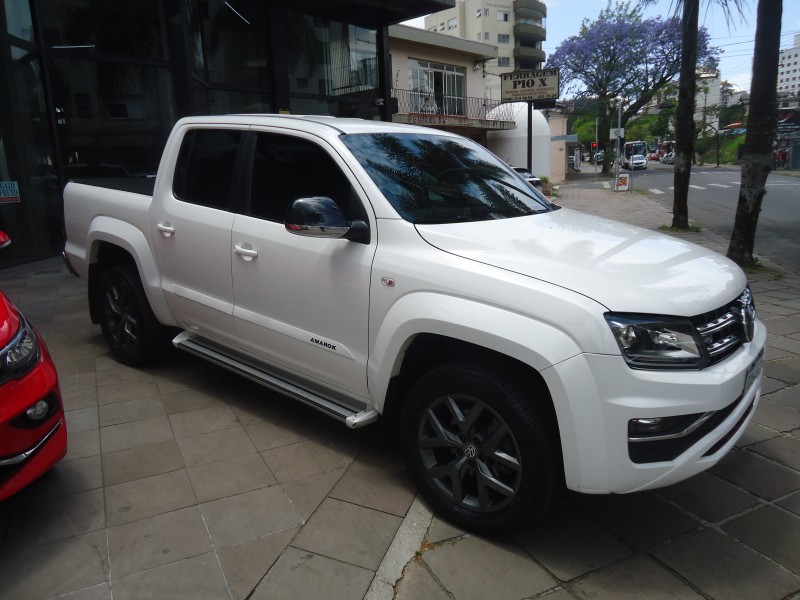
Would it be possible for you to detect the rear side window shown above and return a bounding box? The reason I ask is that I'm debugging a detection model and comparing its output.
[173,129,243,209]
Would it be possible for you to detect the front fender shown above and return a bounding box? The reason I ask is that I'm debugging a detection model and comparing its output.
[87,216,174,326]
[367,292,584,411]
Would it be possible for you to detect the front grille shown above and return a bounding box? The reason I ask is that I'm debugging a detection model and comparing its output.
[692,287,755,367]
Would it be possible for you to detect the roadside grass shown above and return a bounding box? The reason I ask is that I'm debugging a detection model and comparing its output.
[658,223,703,233]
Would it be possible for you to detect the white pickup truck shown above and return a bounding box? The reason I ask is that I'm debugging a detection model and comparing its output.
[63,115,765,533]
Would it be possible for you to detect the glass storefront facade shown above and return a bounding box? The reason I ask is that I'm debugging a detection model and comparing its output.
[0,0,445,267]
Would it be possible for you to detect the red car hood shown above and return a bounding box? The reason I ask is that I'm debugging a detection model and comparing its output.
[0,291,20,348]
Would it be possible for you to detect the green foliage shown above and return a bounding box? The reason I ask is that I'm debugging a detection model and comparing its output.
[719,103,747,128]
[697,133,745,164]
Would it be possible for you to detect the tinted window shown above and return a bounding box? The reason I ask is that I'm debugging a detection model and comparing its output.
[340,133,554,224]
[173,129,242,209]
[249,133,359,222]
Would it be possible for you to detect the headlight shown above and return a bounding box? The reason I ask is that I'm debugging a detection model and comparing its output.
[0,313,41,384]
[604,313,707,369]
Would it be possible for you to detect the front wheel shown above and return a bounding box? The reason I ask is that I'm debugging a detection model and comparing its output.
[402,362,562,535]
[99,266,168,366]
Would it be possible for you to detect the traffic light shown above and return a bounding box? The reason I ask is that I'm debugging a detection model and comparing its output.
[592,142,597,150]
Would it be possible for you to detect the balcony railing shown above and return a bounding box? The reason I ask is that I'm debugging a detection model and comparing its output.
[391,88,517,124]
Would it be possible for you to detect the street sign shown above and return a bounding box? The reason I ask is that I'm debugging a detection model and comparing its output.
[501,69,559,103]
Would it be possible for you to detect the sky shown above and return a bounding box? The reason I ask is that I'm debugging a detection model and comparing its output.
[402,0,800,95]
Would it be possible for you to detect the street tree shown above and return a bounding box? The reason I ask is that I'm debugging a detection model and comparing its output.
[546,0,718,174]
[727,0,782,267]
[665,0,745,229]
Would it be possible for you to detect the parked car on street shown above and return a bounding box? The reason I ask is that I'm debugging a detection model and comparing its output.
[661,152,675,165]
[64,115,765,534]
[0,231,67,501]
[648,151,660,161]
[630,154,648,170]
[595,151,604,165]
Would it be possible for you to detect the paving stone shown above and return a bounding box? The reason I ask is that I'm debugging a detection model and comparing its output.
[750,435,800,470]
[250,547,374,600]
[65,406,99,433]
[200,485,303,548]
[280,469,345,521]
[292,498,401,571]
[261,439,351,483]
[168,404,240,438]
[710,449,800,500]
[570,555,704,599]
[112,552,229,600]
[100,416,174,454]
[161,388,224,414]
[655,471,758,523]
[105,469,197,526]
[16,454,103,501]
[765,358,800,385]
[242,417,309,452]
[98,396,166,427]
[653,528,800,599]
[102,440,185,486]
[61,388,99,411]
[736,420,782,447]
[5,488,105,549]
[187,453,276,503]
[577,492,698,550]
[394,559,452,600]
[329,460,415,517]
[723,505,800,575]
[95,366,155,388]
[760,316,800,336]
[767,335,800,356]
[57,583,112,600]
[217,528,298,600]
[0,530,108,599]
[423,535,556,600]
[426,516,466,544]
[97,380,160,405]
[753,398,800,432]
[778,491,800,517]
[760,375,788,395]
[176,426,257,468]
[108,506,212,579]
[515,506,631,581]
[64,428,101,461]
[766,384,800,410]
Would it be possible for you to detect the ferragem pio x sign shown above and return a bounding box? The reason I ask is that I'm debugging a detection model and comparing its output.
[501,69,559,103]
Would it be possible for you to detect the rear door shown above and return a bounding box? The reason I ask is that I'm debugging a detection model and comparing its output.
[152,126,247,343]
[230,129,375,399]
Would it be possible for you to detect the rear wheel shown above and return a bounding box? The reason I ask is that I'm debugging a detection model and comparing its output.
[402,361,562,534]
[99,266,168,366]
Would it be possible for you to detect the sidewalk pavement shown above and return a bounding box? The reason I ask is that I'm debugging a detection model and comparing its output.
[0,185,798,600]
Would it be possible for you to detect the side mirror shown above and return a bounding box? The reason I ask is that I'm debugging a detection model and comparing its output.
[285,197,369,243]
[0,230,9,250]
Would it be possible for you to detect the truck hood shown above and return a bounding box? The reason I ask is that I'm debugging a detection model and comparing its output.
[415,207,746,315]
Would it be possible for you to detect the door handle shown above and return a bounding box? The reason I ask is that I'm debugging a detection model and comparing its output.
[157,223,175,237]
[234,245,258,260]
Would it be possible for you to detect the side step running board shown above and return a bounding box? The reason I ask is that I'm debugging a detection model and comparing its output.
[172,331,379,429]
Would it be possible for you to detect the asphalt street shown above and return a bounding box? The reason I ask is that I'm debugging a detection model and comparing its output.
[571,161,799,272]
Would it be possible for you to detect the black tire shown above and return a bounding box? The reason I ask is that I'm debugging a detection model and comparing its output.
[99,266,168,366]
[402,361,562,535]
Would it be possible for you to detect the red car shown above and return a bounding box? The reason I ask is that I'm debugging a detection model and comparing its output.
[0,231,67,501]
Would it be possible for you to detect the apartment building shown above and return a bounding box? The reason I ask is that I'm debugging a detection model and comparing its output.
[423,0,547,101]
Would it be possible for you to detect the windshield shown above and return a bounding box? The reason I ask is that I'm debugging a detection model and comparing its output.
[340,132,554,224]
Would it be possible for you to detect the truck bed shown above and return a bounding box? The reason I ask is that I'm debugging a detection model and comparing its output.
[70,177,156,197]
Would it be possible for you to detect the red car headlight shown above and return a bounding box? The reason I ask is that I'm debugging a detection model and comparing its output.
[0,313,41,385]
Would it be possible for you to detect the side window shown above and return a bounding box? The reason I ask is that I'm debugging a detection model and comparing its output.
[249,133,362,222]
[173,129,243,209]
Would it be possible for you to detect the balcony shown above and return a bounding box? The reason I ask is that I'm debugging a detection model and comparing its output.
[513,46,547,69]
[513,22,546,43]
[391,89,516,131]
[513,0,547,19]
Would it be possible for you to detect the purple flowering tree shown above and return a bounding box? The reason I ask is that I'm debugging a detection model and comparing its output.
[546,1,718,174]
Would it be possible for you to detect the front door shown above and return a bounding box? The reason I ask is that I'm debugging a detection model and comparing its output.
[230,130,375,399]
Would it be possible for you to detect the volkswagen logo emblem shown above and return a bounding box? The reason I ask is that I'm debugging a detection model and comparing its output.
[739,288,756,342]
[463,443,478,459]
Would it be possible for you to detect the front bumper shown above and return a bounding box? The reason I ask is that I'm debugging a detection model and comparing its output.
[542,319,766,494]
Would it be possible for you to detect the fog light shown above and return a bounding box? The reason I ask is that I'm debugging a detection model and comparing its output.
[629,415,686,436]
[26,400,51,421]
